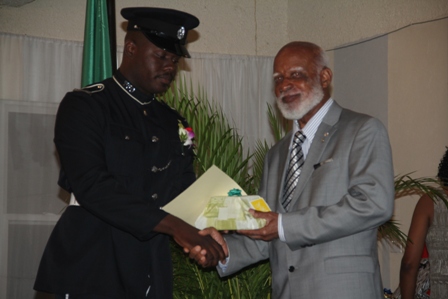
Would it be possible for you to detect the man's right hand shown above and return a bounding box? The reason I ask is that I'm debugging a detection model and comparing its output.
[154,215,226,267]
[186,227,229,267]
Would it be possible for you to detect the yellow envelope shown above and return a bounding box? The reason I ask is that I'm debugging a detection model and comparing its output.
[162,165,269,228]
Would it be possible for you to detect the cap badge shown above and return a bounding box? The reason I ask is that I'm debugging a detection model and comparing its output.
[177,26,185,40]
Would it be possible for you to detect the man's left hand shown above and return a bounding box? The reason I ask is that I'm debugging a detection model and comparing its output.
[237,209,279,241]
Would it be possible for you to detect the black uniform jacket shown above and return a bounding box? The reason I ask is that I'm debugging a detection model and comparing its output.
[34,71,196,299]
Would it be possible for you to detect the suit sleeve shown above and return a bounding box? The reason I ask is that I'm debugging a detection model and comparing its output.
[216,153,272,277]
[282,117,395,250]
[216,234,269,277]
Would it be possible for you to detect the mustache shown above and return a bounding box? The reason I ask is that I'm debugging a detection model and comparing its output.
[278,91,301,101]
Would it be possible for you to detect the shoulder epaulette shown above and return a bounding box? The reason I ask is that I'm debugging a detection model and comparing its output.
[73,83,105,95]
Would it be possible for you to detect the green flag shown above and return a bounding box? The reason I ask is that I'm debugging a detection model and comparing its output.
[81,0,112,87]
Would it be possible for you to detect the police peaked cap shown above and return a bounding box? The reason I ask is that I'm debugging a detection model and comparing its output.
[121,7,199,58]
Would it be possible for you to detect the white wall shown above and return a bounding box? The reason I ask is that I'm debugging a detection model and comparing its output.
[0,0,447,55]
[387,17,448,289]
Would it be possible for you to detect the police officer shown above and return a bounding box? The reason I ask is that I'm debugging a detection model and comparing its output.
[34,7,225,299]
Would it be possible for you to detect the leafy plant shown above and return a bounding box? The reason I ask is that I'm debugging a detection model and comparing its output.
[162,77,271,299]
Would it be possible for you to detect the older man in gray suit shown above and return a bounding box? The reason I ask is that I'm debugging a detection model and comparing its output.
[192,41,395,299]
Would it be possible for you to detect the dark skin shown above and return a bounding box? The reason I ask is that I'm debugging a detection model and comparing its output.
[188,41,333,265]
[120,31,180,95]
[273,42,332,128]
[119,31,225,267]
[399,193,436,299]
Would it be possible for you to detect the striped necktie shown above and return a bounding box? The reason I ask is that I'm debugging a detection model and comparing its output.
[282,131,306,211]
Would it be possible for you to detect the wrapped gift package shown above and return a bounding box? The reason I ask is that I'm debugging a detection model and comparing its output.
[195,195,270,230]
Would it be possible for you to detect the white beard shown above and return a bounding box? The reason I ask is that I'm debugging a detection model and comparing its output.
[276,82,324,120]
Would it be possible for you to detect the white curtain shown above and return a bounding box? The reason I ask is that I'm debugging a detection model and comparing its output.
[0,32,276,298]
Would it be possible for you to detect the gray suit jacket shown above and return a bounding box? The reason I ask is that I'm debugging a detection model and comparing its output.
[218,101,394,299]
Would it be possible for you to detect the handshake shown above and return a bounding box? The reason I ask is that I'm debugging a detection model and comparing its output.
[165,208,280,268]
[183,227,229,268]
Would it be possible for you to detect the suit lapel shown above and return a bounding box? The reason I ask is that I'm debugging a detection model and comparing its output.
[276,131,293,212]
[289,102,343,209]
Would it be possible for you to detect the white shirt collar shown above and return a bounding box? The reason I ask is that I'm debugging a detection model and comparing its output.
[292,98,334,149]
[279,98,334,242]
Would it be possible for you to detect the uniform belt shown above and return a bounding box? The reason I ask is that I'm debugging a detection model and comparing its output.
[69,193,80,206]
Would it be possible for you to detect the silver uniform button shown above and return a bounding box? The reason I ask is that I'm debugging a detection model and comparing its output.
[151,166,157,172]
[152,193,158,200]
[151,136,159,142]
[143,110,148,116]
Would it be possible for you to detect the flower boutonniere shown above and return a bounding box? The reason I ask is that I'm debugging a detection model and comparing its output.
[178,120,195,147]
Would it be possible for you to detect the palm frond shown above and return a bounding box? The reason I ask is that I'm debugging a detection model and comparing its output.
[162,77,271,299]
[377,219,409,248]
[394,173,447,207]
[249,140,271,195]
[267,103,289,142]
